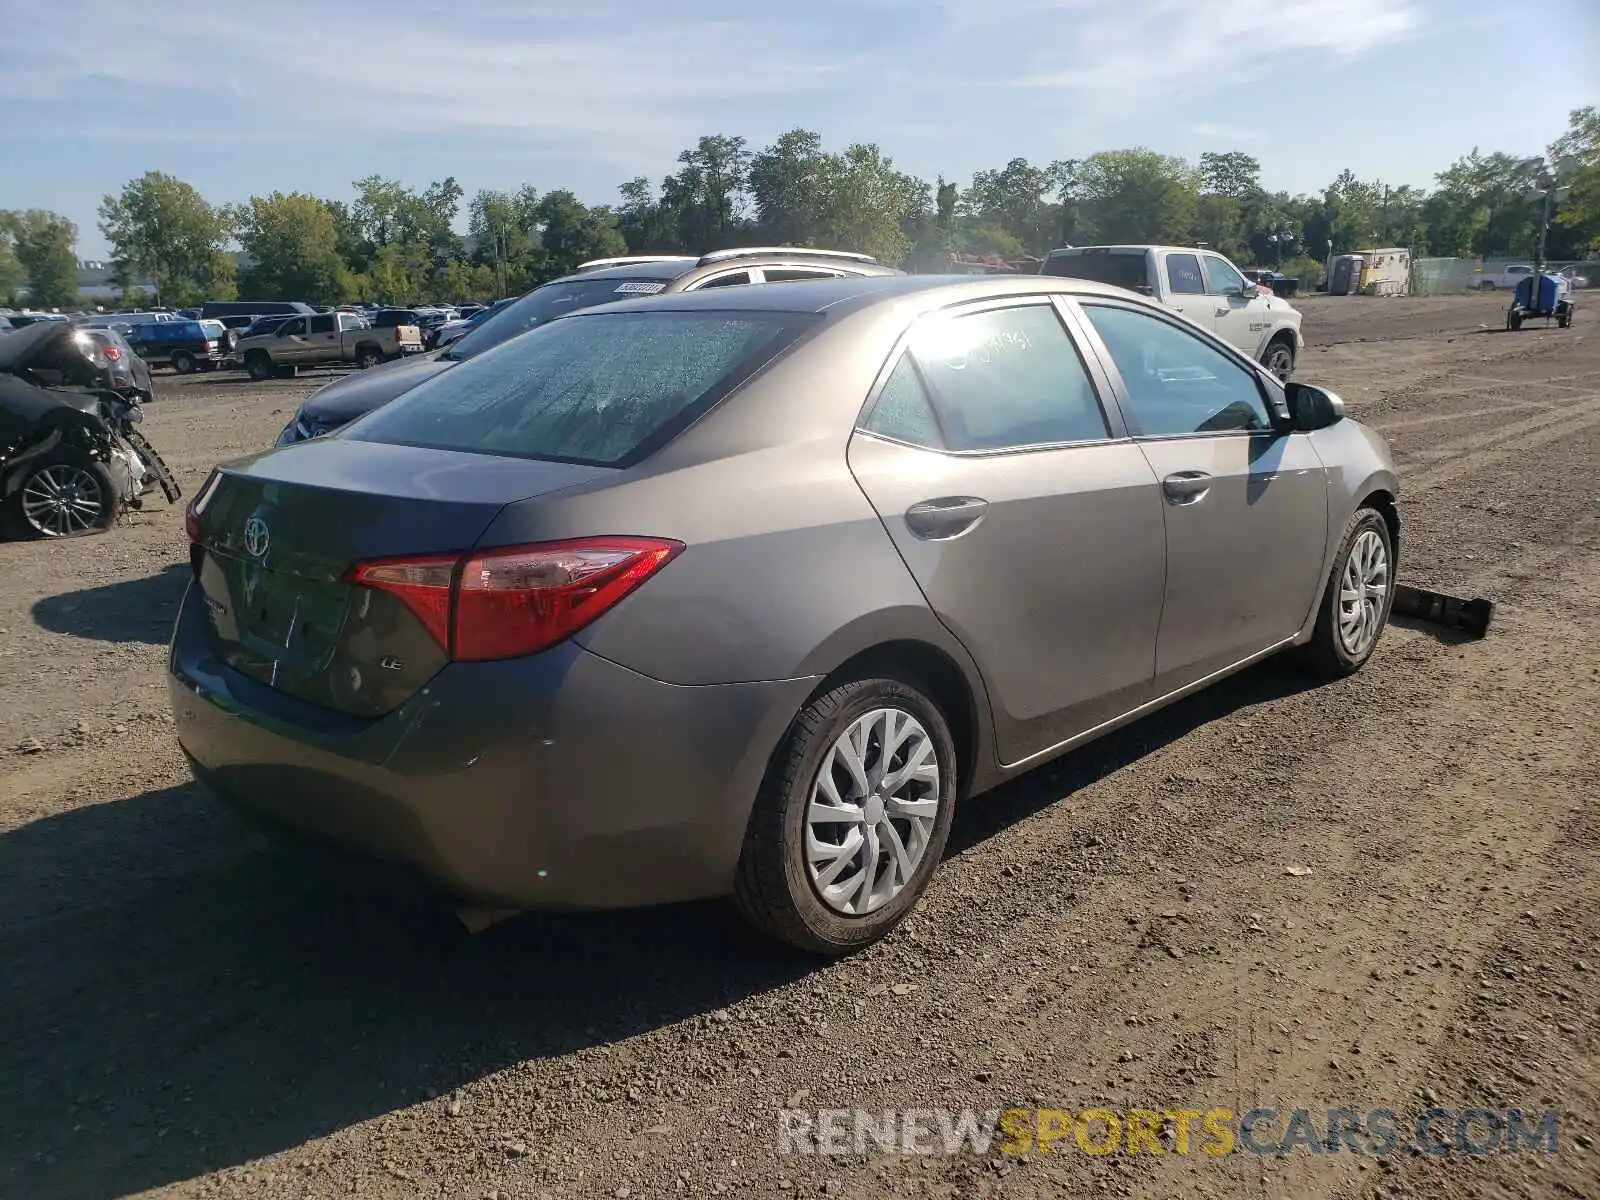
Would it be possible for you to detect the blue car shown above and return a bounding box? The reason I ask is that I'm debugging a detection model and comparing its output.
[122,319,229,373]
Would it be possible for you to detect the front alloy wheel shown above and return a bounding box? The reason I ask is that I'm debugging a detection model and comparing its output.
[1299,507,1394,677]
[1263,340,1295,382]
[1337,528,1389,659]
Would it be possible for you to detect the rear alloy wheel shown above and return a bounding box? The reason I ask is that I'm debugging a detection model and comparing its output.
[1298,507,1394,677]
[170,350,196,375]
[356,347,384,369]
[16,455,118,538]
[1262,339,1296,382]
[735,676,957,955]
[246,352,274,382]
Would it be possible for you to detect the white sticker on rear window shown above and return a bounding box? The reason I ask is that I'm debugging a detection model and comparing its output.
[614,281,667,294]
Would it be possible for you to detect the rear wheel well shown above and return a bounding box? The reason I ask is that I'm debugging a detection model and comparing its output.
[1361,488,1400,555]
[811,640,979,798]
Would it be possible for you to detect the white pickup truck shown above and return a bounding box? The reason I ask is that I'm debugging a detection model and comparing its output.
[1474,263,1536,291]
[1041,245,1305,380]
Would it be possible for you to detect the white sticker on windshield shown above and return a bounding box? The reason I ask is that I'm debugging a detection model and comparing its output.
[614,281,667,294]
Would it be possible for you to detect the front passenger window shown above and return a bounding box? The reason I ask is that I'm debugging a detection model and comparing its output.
[1205,256,1247,297]
[1082,304,1272,436]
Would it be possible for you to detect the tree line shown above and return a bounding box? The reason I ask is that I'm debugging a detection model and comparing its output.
[3,107,1596,310]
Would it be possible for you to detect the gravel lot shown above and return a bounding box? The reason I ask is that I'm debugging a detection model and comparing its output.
[2,293,1596,1200]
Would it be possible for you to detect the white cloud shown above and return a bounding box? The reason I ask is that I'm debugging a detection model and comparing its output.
[1011,0,1422,92]
[0,1,868,163]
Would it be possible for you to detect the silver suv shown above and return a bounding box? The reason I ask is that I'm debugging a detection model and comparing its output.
[275,248,899,444]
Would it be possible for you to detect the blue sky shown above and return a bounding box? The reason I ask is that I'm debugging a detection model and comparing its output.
[2,0,1595,259]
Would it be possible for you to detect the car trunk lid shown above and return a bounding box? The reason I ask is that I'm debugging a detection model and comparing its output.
[191,439,613,717]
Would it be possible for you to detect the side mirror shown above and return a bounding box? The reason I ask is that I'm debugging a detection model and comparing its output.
[1285,382,1346,431]
[1239,281,1260,298]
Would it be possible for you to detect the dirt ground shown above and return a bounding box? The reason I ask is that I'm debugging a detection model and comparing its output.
[1,292,1596,1200]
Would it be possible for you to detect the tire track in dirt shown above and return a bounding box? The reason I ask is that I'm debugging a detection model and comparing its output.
[1398,396,1600,495]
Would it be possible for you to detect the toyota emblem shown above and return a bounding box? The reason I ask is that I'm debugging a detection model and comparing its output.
[242,515,271,559]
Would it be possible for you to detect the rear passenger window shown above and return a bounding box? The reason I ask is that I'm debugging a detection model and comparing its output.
[763,268,842,283]
[310,315,336,334]
[692,271,752,289]
[862,357,943,447]
[1166,253,1205,294]
[906,304,1109,451]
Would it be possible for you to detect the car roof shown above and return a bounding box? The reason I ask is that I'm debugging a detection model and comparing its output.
[569,273,1146,319]
[554,251,898,287]
[564,258,699,282]
[1047,244,1221,256]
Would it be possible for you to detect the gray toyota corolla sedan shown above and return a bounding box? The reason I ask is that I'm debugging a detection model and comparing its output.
[171,274,1399,954]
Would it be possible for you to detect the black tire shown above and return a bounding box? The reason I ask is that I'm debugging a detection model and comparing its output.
[734,675,959,955]
[10,451,119,539]
[1296,507,1394,679]
[1261,337,1296,382]
[1508,311,1523,331]
[246,352,274,382]
[1481,280,1496,291]
[355,345,384,369]
[171,350,196,375]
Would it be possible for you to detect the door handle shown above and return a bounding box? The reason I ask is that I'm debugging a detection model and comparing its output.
[905,496,988,540]
[1214,306,1230,317]
[1161,471,1212,504]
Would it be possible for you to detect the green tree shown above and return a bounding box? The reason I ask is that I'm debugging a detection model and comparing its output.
[1194,193,1248,260]
[3,210,79,308]
[661,134,751,251]
[1550,106,1600,255]
[1422,152,1542,257]
[235,192,353,304]
[351,175,414,249]
[439,259,499,302]
[961,157,1058,255]
[1198,151,1262,198]
[97,172,233,306]
[0,218,24,302]
[616,176,679,254]
[747,128,833,246]
[468,187,541,295]
[812,144,925,267]
[533,191,626,277]
[1076,149,1198,243]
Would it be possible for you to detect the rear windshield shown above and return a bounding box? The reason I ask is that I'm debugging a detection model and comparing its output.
[1040,250,1151,292]
[348,310,813,467]
[445,277,671,361]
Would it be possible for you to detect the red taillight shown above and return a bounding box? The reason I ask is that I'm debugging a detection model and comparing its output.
[344,537,682,662]
[185,469,222,545]
[346,553,459,649]
[103,345,123,361]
